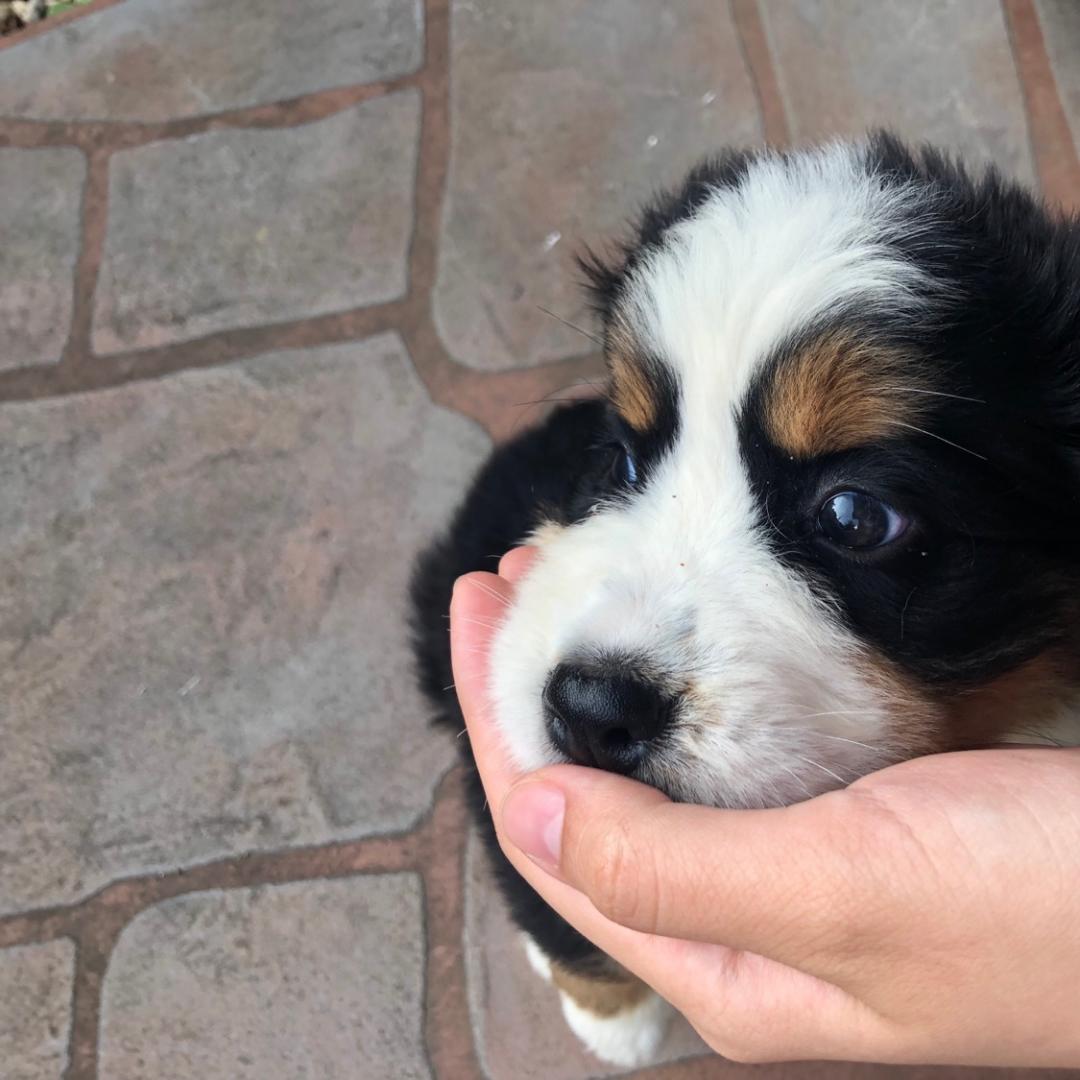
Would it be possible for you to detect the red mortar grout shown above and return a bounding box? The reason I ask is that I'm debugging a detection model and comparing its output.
[0,0,600,445]
[731,0,791,148]
[385,0,608,443]
[0,300,413,401]
[400,10,488,1069]
[1003,0,1080,213]
[60,146,109,370]
[0,767,464,1079]
[0,828,424,952]
[419,770,488,1080]
[0,75,422,152]
[403,0,449,306]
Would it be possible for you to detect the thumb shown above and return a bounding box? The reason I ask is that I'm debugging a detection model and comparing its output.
[498,764,879,975]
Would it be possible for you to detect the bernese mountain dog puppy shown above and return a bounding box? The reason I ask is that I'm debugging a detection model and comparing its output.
[411,133,1080,1067]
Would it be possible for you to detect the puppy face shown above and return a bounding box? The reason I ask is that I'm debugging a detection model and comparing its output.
[490,136,1080,808]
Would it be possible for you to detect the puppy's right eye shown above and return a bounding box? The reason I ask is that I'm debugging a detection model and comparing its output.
[607,446,637,487]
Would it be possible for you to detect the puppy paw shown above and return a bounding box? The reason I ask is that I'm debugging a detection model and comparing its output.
[559,987,673,1067]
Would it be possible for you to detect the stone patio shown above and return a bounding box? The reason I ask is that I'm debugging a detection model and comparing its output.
[1,1,1079,1077]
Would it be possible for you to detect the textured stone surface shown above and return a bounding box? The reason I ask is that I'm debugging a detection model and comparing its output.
[92,93,420,353]
[99,874,430,1079]
[0,0,423,122]
[433,0,762,372]
[4,3,1080,1078]
[1037,0,1080,151]
[0,334,487,913]
[463,833,710,1078]
[0,148,85,372]
[760,0,1036,185]
[0,940,75,1080]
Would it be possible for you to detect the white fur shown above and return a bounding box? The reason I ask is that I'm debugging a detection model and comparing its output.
[490,141,941,808]
[559,987,674,1067]
[10,0,47,22]
[622,142,933,420]
[523,933,670,1066]
[521,933,553,982]
[1000,701,1080,747]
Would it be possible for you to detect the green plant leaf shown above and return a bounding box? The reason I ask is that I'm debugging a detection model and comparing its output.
[48,0,95,13]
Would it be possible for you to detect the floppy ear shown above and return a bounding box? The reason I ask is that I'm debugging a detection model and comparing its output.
[949,163,1080,499]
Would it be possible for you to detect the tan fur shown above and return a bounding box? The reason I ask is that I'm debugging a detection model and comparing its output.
[859,656,948,758]
[947,649,1080,748]
[766,333,928,458]
[607,322,659,433]
[551,962,651,1018]
[864,642,1080,755]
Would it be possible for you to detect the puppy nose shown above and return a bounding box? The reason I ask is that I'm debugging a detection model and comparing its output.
[543,662,673,775]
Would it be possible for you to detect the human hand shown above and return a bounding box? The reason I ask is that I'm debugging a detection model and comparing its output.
[450,551,1080,1067]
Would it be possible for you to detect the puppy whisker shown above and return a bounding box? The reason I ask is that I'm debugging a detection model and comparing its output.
[789,753,852,788]
[1010,725,1066,748]
[880,386,986,404]
[763,487,792,542]
[535,305,604,347]
[512,377,612,411]
[456,614,504,630]
[775,763,815,800]
[899,586,917,641]
[791,709,868,719]
[467,578,514,607]
[892,421,988,461]
[808,731,881,753]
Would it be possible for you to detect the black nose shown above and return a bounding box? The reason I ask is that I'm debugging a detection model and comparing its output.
[543,662,673,774]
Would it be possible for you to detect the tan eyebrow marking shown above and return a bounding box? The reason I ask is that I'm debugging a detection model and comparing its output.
[607,320,662,433]
[765,332,930,457]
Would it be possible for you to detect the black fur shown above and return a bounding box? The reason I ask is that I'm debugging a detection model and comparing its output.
[738,136,1080,692]
[410,400,621,969]
[411,132,1080,975]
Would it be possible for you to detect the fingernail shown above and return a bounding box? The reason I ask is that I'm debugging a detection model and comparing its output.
[501,782,565,871]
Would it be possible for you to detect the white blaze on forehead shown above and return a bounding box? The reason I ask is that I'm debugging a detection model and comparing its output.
[621,141,932,436]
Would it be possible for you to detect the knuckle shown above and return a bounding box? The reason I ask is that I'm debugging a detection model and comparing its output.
[800,789,912,952]
[582,813,658,931]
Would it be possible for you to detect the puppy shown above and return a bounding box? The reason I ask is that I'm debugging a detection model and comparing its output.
[411,133,1080,1066]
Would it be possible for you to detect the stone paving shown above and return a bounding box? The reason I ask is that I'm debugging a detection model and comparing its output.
[1,1,1080,1078]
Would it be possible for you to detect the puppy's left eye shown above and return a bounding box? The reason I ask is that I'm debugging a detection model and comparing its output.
[622,449,638,486]
[818,491,908,549]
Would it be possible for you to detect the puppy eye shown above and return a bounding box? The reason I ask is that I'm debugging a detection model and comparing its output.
[818,491,908,549]
[607,445,638,487]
